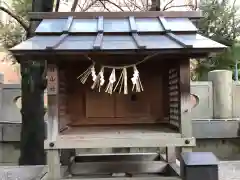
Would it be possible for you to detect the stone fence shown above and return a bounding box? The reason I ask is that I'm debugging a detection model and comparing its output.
[0,70,240,163]
[0,70,240,141]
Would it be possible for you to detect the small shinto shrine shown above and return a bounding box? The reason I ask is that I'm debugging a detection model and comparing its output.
[10,11,226,180]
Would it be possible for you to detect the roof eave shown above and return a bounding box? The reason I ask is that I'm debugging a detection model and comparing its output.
[28,11,203,21]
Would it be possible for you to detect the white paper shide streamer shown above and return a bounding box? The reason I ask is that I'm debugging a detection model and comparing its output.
[91,65,97,82]
[123,68,128,94]
[131,65,143,92]
[77,57,146,95]
[113,68,128,94]
[77,63,96,84]
[91,67,105,92]
[105,69,116,94]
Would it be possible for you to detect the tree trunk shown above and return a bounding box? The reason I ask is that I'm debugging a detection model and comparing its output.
[150,0,160,11]
[19,0,54,165]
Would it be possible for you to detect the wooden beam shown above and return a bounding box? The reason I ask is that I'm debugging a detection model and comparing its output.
[29,11,202,20]
[179,59,194,153]
[44,135,195,149]
[46,64,61,179]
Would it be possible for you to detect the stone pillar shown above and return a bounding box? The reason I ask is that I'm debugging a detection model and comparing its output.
[0,72,3,84]
[208,70,233,119]
[0,72,3,111]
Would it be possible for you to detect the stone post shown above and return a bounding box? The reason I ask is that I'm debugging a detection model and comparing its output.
[0,72,3,110]
[208,70,233,119]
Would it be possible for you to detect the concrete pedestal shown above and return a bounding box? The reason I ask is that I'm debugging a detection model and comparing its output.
[180,152,219,180]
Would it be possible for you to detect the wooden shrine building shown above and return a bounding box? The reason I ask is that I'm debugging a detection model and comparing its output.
[10,11,226,180]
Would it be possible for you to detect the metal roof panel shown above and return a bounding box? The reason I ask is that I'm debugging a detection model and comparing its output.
[165,18,197,32]
[177,34,227,48]
[10,34,227,52]
[35,19,66,33]
[69,19,98,33]
[34,17,198,34]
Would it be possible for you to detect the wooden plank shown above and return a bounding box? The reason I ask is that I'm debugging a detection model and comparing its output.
[29,11,202,20]
[45,125,195,149]
[69,161,168,175]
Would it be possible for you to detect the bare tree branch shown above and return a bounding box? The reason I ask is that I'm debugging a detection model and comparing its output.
[55,0,61,12]
[71,0,79,12]
[103,0,125,11]
[82,0,98,12]
[194,0,198,10]
[99,1,111,11]
[162,0,174,11]
[163,4,194,11]
[0,6,28,31]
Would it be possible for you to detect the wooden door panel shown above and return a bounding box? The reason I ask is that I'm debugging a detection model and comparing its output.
[115,93,150,118]
[86,90,115,118]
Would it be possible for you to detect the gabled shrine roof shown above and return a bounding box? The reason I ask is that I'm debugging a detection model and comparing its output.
[10,11,227,58]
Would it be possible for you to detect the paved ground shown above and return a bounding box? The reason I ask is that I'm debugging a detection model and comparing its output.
[219,161,240,180]
[0,161,239,180]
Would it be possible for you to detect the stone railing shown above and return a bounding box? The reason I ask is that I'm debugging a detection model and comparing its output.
[0,70,239,142]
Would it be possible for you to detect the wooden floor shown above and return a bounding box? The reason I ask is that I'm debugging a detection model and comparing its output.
[55,124,182,148]
[60,124,180,138]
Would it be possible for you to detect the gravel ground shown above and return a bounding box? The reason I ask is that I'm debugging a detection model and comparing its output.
[0,161,239,180]
[219,161,240,180]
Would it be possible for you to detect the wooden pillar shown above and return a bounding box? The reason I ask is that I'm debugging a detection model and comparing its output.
[46,64,61,179]
[179,59,193,153]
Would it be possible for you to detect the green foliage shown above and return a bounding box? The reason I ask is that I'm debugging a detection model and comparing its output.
[12,0,32,22]
[195,0,240,80]
[0,0,31,49]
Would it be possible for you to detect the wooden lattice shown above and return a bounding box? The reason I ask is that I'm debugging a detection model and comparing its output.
[58,69,69,131]
[168,68,180,127]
